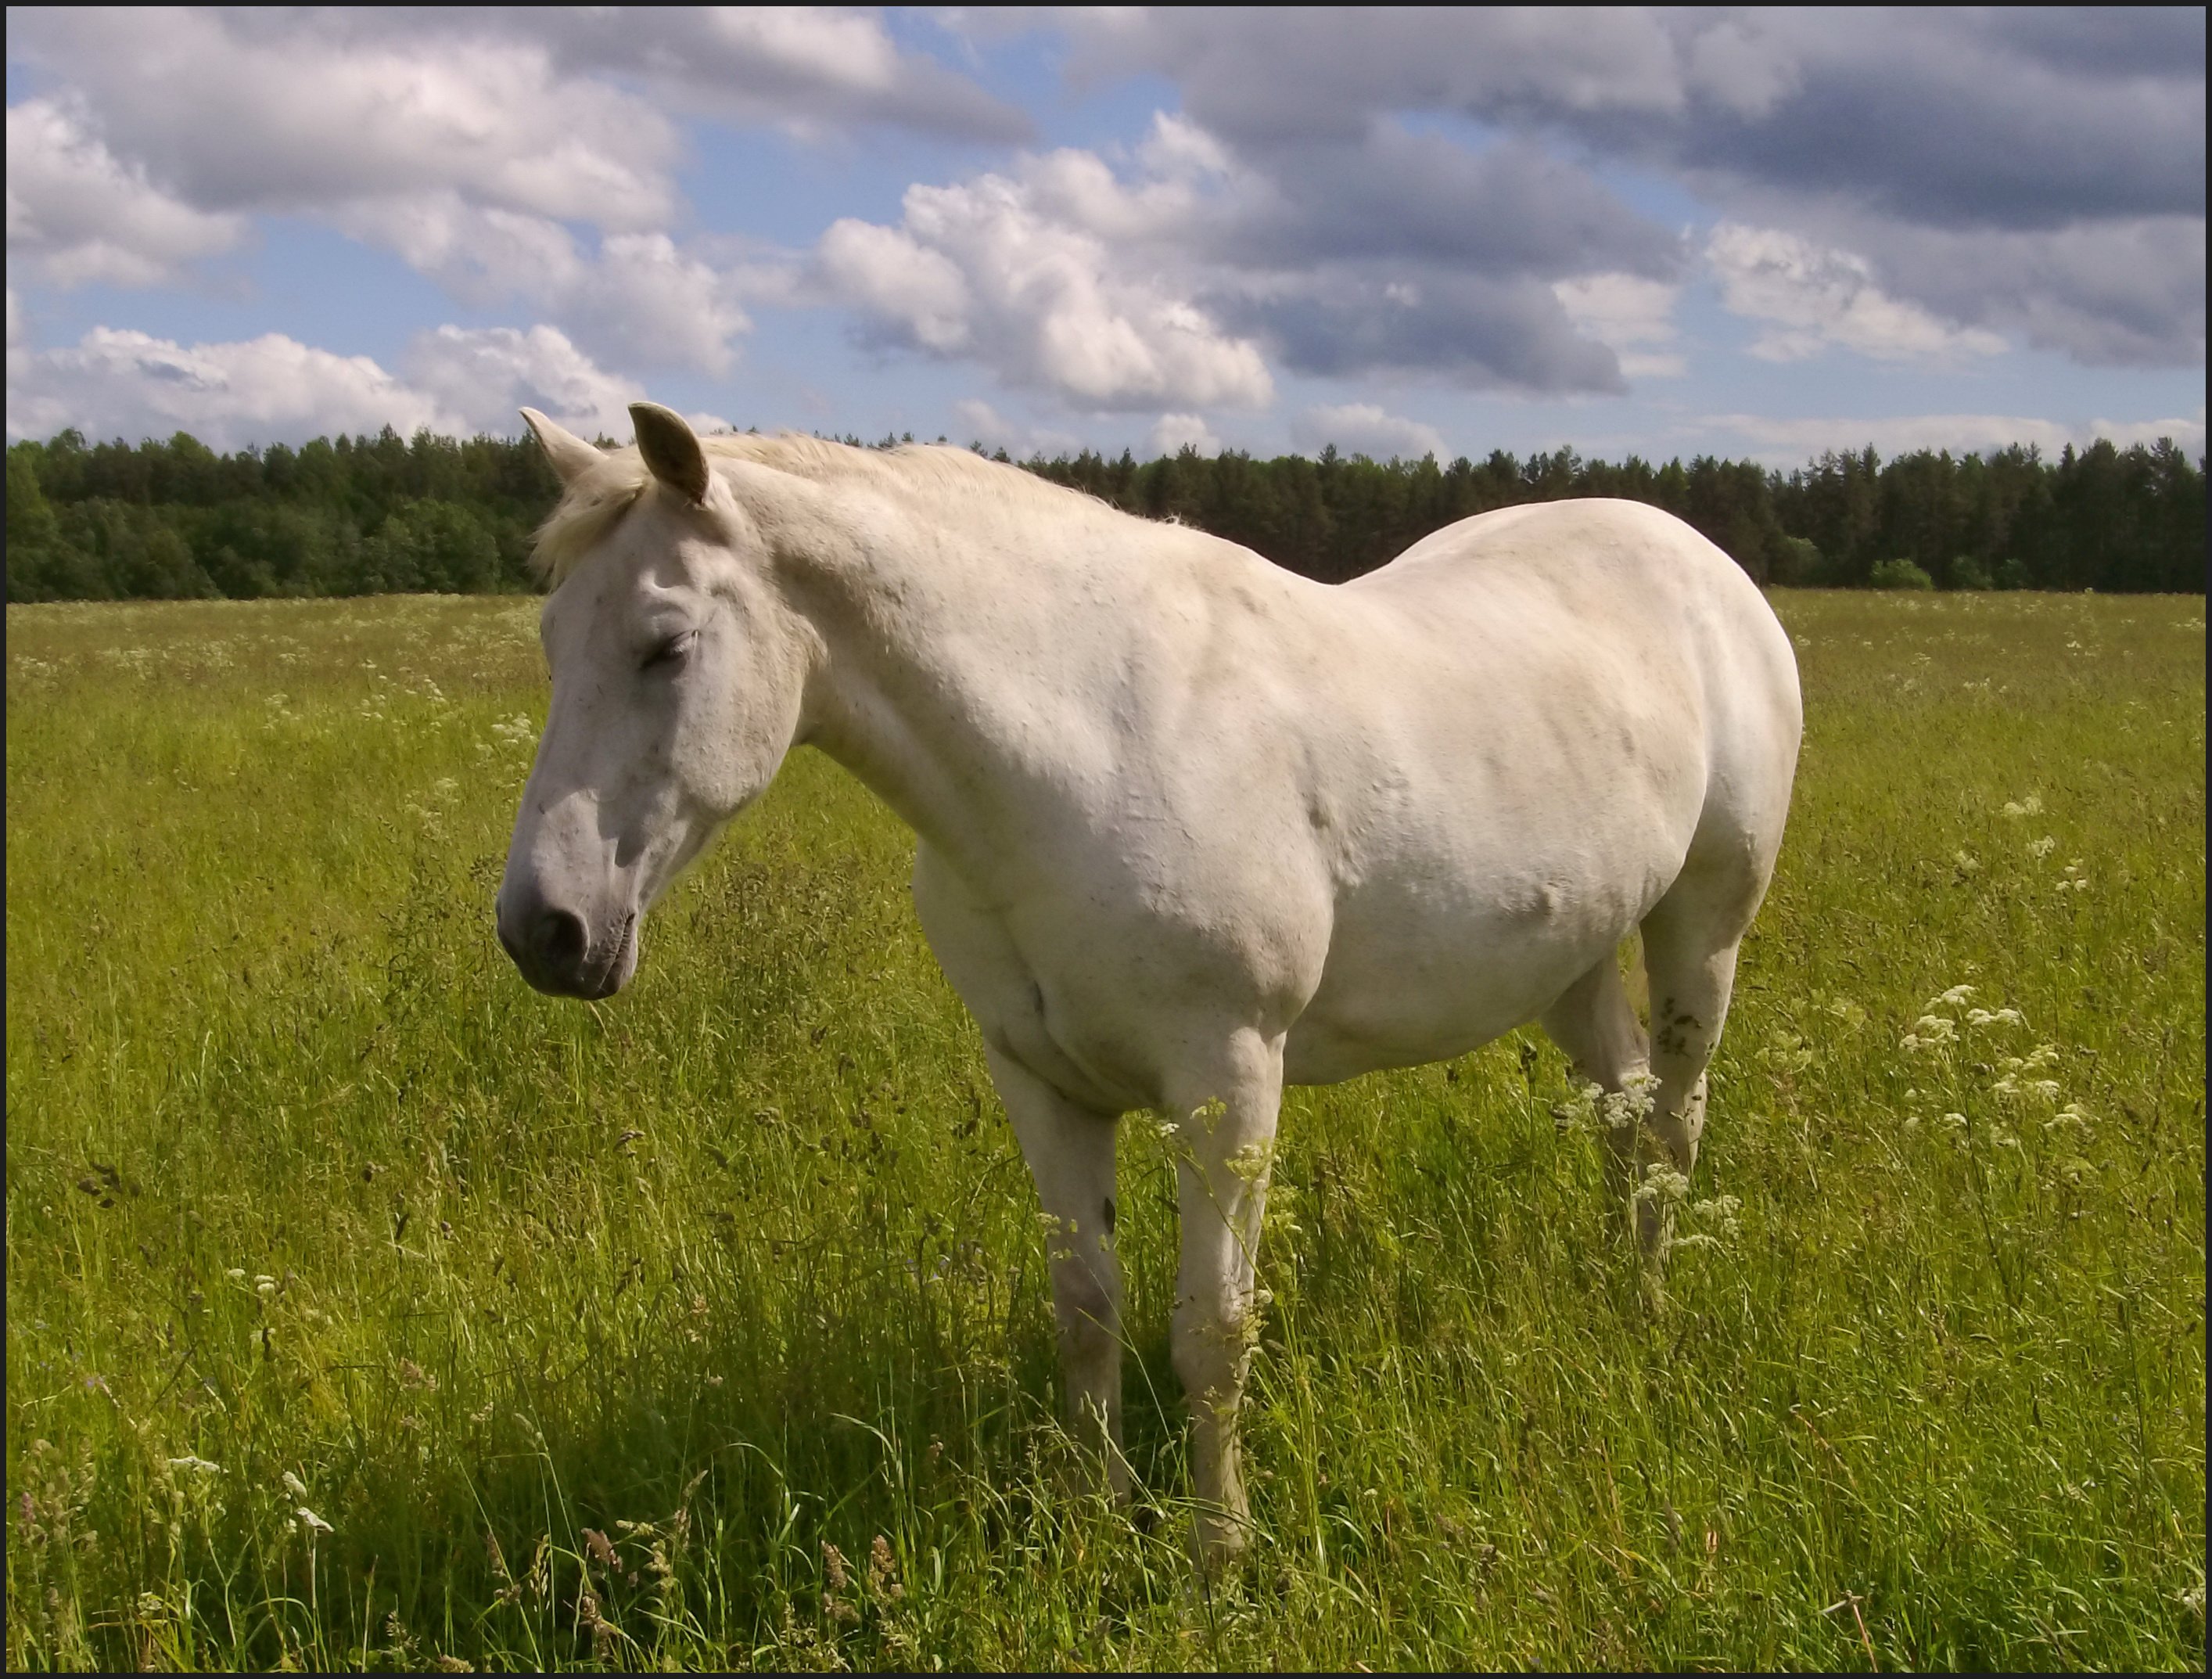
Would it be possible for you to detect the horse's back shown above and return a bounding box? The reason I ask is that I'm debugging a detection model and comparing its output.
[1344,498,1800,793]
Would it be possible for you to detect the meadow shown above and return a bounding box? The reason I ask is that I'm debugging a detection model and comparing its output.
[6,588,2204,1671]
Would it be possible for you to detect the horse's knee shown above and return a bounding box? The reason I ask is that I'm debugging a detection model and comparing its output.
[1051,1260,1116,1340]
[1170,1293,1251,1408]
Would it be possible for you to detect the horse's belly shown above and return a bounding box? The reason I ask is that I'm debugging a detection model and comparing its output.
[1281,815,1673,1085]
[1284,912,1602,1084]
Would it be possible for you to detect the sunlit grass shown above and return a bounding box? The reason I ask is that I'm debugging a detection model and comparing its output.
[7,590,2204,1670]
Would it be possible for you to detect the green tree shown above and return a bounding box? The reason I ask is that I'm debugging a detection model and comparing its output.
[363,500,501,594]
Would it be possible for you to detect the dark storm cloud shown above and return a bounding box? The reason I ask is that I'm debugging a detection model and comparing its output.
[1212,131,1681,279]
[1652,11,2203,232]
[1079,9,2201,229]
[510,8,1036,144]
[1843,213,2207,369]
[1220,269,1628,394]
[1065,7,2207,369]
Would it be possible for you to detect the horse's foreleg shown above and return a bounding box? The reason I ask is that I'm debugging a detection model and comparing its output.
[1164,1028,1284,1566]
[986,1044,1129,1497]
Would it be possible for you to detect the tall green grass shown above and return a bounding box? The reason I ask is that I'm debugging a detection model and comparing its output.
[7,591,2204,1670]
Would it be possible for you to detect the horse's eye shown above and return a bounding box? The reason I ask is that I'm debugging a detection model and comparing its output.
[642,630,696,671]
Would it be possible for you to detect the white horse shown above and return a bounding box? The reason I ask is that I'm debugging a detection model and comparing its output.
[497,403,1801,1561]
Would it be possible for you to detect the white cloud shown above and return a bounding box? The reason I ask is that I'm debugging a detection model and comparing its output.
[1706,223,2007,364]
[9,10,680,229]
[1553,272,1685,378]
[6,327,458,448]
[1291,403,1446,462]
[570,234,752,376]
[2,317,694,450]
[816,144,1273,412]
[1704,408,2206,464]
[821,220,975,354]
[949,396,1083,458]
[328,199,751,375]
[401,325,648,442]
[6,98,248,287]
[2087,408,2207,452]
[812,106,1661,402]
[1148,413,1224,457]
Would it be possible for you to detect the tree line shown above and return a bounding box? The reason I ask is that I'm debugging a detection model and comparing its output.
[5,422,2203,602]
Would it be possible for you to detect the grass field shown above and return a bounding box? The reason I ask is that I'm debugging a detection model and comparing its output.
[6,589,2205,1671]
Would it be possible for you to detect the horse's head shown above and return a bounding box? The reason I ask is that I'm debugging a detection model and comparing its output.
[497,404,814,998]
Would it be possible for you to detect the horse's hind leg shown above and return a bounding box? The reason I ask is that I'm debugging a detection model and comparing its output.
[1540,945,1661,1217]
[1630,861,1765,1260]
[1539,946,1650,1109]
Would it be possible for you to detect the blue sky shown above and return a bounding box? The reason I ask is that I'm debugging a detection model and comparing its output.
[6,9,2203,466]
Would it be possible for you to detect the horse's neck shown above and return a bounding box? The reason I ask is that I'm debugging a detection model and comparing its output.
[780,491,1163,880]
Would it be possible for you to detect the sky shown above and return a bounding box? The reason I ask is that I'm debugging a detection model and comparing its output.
[5,7,2204,467]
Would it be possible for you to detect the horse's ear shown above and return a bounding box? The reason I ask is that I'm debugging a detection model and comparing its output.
[630,402,710,505]
[520,408,601,486]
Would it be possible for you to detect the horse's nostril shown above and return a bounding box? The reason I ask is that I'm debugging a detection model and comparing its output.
[535,908,590,972]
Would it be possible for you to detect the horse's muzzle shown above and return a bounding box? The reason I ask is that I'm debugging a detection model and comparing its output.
[497,888,637,999]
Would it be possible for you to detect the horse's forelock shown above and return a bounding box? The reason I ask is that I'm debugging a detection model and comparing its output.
[530,472,649,587]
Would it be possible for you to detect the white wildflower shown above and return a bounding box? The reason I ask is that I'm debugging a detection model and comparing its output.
[282,1472,310,1500]
[296,1507,333,1536]
[1632,1162,1692,1206]
[1599,1073,1658,1134]
[2027,836,2057,859]
[1549,1080,1602,1134]
[1690,1193,1741,1238]
[1999,795,2043,818]
[167,1456,222,1476]
[1933,985,1977,1008]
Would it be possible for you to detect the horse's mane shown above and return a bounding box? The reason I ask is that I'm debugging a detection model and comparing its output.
[530,433,1115,586]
